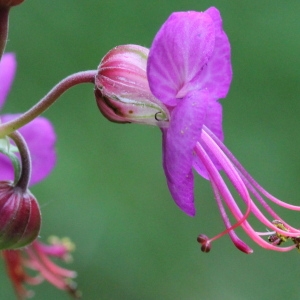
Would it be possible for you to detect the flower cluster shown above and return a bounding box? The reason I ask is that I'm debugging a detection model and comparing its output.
[0,2,300,300]
[0,53,78,298]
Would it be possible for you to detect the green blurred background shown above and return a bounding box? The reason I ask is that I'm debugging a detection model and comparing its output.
[1,1,300,299]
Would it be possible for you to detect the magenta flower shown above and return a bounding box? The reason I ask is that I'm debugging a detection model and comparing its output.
[147,7,300,252]
[147,7,231,217]
[0,53,56,185]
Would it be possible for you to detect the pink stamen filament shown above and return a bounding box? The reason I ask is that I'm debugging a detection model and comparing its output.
[36,243,70,259]
[195,141,252,250]
[26,243,76,291]
[235,169,300,233]
[195,127,300,251]
[209,179,253,253]
[202,126,300,236]
[203,126,300,211]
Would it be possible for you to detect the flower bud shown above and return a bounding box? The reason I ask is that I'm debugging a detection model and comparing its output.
[0,181,41,250]
[95,44,169,127]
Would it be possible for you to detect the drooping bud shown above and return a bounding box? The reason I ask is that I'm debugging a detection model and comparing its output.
[0,181,41,250]
[95,44,169,127]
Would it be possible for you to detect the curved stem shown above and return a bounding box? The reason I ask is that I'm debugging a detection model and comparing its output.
[0,70,97,138]
[0,6,9,58]
[8,130,31,192]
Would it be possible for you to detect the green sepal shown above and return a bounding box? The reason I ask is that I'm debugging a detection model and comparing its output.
[0,137,21,184]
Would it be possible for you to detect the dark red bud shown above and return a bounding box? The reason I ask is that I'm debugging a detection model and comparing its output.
[0,181,41,250]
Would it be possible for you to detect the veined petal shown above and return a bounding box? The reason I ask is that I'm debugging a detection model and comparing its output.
[193,100,223,179]
[147,11,215,106]
[0,115,56,185]
[165,169,195,217]
[162,90,208,216]
[163,90,208,182]
[0,53,16,111]
[195,7,232,99]
[204,98,223,141]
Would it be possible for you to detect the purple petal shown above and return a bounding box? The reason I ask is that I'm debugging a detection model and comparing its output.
[147,11,215,106]
[204,99,223,142]
[193,100,223,179]
[0,53,16,111]
[195,7,232,99]
[0,114,56,186]
[162,90,209,216]
[164,168,195,217]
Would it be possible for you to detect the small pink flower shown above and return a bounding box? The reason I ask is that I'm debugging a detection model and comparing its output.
[3,237,80,299]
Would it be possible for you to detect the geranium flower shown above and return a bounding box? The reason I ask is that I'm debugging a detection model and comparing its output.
[0,53,78,298]
[146,7,300,252]
[147,7,231,216]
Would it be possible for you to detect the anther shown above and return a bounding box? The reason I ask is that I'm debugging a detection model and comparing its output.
[197,234,211,253]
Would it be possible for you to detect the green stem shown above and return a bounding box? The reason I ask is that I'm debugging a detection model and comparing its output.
[0,70,96,138]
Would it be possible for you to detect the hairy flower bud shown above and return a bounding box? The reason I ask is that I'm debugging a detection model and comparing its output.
[95,44,169,127]
[0,181,41,250]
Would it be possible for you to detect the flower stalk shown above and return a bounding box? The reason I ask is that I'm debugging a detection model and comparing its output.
[0,70,96,138]
[0,130,41,250]
[8,131,31,191]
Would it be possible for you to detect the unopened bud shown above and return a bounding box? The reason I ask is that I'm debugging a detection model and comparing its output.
[95,44,169,127]
[0,181,41,250]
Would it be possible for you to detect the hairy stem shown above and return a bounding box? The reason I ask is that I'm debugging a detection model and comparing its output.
[0,70,96,138]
